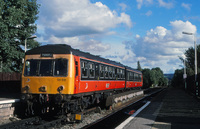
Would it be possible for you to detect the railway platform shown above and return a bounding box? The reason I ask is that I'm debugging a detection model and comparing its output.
[0,92,20,122]
[119,88,200,129]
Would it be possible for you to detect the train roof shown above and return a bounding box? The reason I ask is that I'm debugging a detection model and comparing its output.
[26,44,142,74]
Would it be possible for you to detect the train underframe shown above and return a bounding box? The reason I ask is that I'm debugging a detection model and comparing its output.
[21,91,116,116]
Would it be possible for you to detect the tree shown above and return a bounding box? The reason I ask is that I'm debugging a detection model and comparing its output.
[0,0,40,72]
[137,61,142,71]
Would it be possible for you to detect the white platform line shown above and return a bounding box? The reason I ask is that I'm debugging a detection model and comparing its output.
[0,99,20,105]
[115,101,151,129]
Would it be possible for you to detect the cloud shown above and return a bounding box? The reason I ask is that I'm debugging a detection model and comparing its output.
[119,3,127,11]
[157,0,174,9]
[136,0,153,9]
[38,0,132,38]
[49,36,110,52]
[181,3,191,11]
[121,20,196,73]
[145,10,152,16]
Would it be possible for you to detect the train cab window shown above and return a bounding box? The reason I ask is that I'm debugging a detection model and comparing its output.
[54,59,68,76]
[81,61,88,78]
[89,63,95,78]
[40,60,53,76]
[100,65,104,79]
[24,60,38,76]
[104,66,109,79]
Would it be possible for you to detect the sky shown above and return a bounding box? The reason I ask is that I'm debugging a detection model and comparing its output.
[35,0,200,74]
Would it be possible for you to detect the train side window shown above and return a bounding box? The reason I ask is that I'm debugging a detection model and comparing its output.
[130,72,134,81]
[113,67,116,79]
[81,61,88,78]
[105,66,109,79]
[134,73,138,81]
[89,63,95,78]
[117,68,121,80]
[100,65,104,79]
[109,67,113,79]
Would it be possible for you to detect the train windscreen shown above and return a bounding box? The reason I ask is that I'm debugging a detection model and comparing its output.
[24,59,68,76]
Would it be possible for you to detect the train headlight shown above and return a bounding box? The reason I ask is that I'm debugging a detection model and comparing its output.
[39,86,47,92]
[57,85,64,92]
[24,85,30,93]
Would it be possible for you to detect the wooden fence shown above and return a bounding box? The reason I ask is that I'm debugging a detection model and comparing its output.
[0,73,21,93]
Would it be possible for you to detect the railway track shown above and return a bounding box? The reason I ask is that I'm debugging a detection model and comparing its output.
[0,88,164,129]
[82,88,164,129]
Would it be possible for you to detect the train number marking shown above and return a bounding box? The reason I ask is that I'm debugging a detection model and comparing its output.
[57,79,66,81]
[106,83,110,88]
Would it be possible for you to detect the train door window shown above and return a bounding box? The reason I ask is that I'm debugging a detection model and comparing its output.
[109,67,113,79]
[105,66,109,79]
[40,60,53,76]
[122,69,125,80]
[127,72,130,81]
[99,64,104,79]
[54,59,68,76]
[89,63,95,78]
[75,61,78,76]
[81,61,88,78]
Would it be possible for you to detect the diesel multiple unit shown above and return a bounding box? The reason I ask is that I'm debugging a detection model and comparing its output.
[21,44,143,115]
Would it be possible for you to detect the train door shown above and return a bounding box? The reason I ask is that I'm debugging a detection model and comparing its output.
[95,63,99,91]
[74,56,80,94]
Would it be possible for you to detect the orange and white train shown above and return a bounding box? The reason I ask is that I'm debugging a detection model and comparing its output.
[21,44,143,115]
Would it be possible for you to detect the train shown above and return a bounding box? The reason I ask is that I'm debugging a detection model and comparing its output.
[20,44,143,115]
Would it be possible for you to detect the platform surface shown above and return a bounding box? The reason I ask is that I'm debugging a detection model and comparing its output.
[0,92,20,104]
[124,88,200,129]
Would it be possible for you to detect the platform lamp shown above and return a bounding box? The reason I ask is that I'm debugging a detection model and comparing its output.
[25,35,37,52]
[182,31,198,96]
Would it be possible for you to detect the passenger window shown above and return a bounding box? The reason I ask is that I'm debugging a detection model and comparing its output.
[109,67,113,79]
[117,68,121,79]
[81,61,88,78]
[89,63,95,78]
[100,65,104,79]
[105,66,109,79]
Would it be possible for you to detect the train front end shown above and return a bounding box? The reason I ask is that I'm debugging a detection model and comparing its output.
[21,45,75,115]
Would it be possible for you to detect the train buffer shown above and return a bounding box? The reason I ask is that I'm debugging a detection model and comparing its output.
[117,88,200,129]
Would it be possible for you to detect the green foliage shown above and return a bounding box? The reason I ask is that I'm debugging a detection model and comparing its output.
[0,0,40,72]
[171,69,184,88]
[137,61,142,71]
[142,67,168,88]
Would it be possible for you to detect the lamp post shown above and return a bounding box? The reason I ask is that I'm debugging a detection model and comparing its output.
[182,31,198,96]
[182,55,187,90]
[25,35,37,52]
